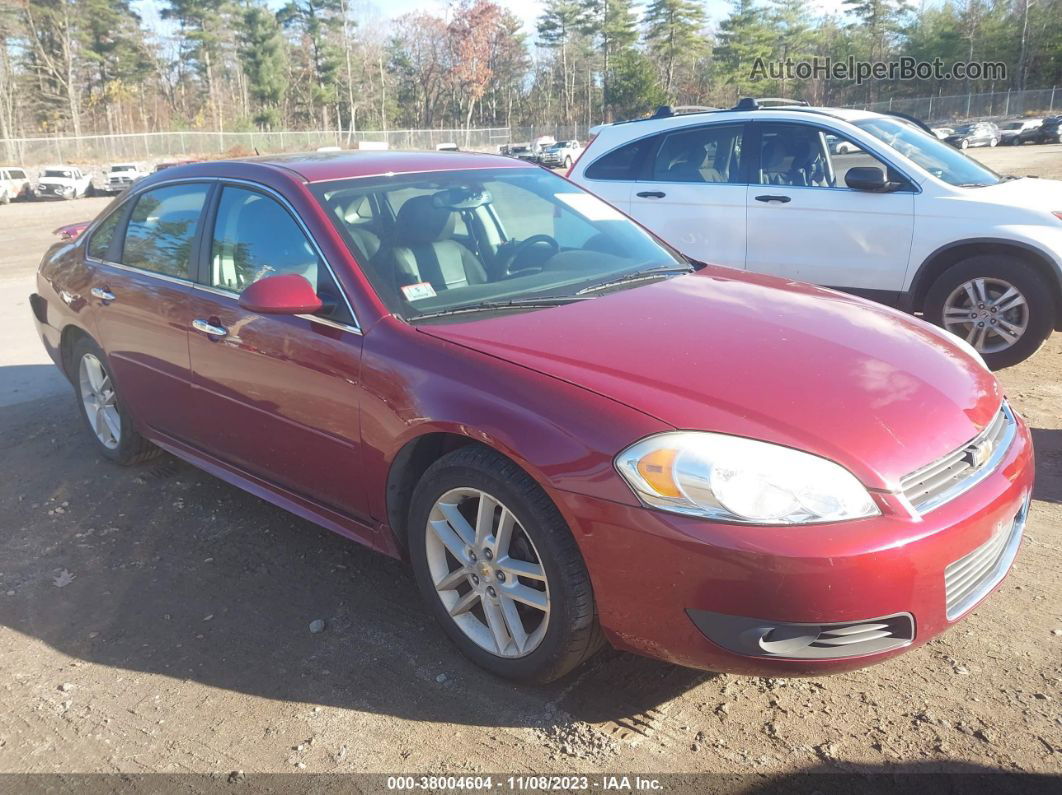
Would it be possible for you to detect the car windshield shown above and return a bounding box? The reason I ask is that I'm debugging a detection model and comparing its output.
[42,169,72,178]
[854,118,1002,187]
[110,165,135,172]
[1001,122,1023,130]
[312,167,688,322]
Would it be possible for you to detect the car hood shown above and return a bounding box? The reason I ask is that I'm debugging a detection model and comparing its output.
[417,268,1003,490]
[38,177,78,185]
[973,176,1062,208]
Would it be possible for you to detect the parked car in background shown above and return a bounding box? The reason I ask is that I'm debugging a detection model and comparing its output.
[30,151,1032,683]
[35,166,93,200]
[0,166,31,203]
[539,140,583,169]
[931,127,954,140]
[103,162,147,194]
[998,118,1042,145]
[1019,115,1061,145]
[505,136,557,164]
[570,99,1062,369]
[154,159,199,172]
[435,142,460,152]
[825,134,860,154]
[945,121,1000,149]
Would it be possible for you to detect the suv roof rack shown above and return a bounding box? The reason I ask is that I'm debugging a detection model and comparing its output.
[649,104,721,119]
[733,97,810,110]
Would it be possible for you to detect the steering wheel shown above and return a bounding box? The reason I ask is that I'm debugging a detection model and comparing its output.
[503,234,560,277]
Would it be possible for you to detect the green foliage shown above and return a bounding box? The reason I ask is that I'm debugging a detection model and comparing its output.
[239,2,288,129]
[606,48,666,117]
[716,0,776,99]
[643,0,709,96]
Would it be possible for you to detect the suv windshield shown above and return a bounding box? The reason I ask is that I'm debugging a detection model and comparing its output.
[312,167,687,322]
[110,165,135,172]
[42,169,72,179]
[854,118,1002,187]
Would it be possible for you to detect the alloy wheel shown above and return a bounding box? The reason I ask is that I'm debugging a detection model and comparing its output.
[942,277,1029,353]
[425,487,550,658]
[79,353,121,449]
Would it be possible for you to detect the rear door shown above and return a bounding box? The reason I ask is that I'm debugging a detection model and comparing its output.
[181,182,370,527]
[626,122,749,269]
[744,121,915,294]
[88,181,212,439]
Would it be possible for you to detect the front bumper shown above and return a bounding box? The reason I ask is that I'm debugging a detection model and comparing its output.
[555,414,1034,676]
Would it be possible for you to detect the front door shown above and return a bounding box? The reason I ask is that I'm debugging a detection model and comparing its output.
[744,122,915,294]
[182,183,369,525]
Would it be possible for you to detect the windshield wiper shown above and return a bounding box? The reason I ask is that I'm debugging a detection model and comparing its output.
[576,264,694,295]
[409,295,592,322]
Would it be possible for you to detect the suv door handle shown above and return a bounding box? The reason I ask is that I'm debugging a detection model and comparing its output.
[754,194,792,203]
[90,287,116,301]
[192,319,228,337]
[636,191,666,199]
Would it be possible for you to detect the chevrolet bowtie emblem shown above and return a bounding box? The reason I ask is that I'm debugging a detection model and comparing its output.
[968,439,994,468]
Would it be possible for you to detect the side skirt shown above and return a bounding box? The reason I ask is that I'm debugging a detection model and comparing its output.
[144,428,401,559]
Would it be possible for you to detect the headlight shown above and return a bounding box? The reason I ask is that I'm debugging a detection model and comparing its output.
[616,432,879,525]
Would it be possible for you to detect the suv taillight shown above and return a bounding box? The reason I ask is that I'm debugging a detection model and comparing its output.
[566,135,595,177]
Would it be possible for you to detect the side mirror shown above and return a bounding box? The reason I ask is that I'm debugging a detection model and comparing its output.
[238,273,323,315]
[845,166,892,192]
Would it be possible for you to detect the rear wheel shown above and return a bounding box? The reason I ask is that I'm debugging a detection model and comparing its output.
[960,139,970,149]
[71,337,160,465]
[408,445,603,683]
[563,156,573,170]
[924,256,1055,370]
[0,190,9,205]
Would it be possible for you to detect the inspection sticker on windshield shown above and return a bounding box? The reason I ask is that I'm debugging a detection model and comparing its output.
[401,282,437,301]
[555,192,626,221]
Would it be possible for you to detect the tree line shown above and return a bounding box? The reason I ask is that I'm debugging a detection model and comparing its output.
[0,0,1059,142]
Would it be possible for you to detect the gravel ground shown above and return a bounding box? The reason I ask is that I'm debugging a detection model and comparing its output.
[0,148,1060,781]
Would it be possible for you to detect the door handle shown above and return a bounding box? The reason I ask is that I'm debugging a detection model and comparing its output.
[636,191,667,199]
[90,287,115,301]
[754,194,792,203]
[192,318,228,337]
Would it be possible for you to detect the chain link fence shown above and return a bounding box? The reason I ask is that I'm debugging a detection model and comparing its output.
[0,124,592,169]
[848,87,1060,124]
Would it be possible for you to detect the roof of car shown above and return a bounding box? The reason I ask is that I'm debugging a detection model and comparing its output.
[247,150,532,183]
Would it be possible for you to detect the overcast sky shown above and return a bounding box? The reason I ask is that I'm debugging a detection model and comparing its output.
[133,1,855,42]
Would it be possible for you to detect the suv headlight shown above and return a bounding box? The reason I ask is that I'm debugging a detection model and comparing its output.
[616,432,879,525]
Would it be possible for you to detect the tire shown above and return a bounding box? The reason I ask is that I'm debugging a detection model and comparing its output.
[71,337,161,465]
[989,138,998,147]
[564,156,573,170]
[924,256,1055,370]
[961,139,969,150]
[0,191,9,205]
[408,444,604,683]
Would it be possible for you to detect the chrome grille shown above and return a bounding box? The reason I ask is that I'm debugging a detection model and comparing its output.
[944,496,1028,620]
[899,404,1015,514]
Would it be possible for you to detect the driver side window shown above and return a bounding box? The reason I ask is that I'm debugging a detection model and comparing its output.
[756,123,902,190]
[210,187,319,293]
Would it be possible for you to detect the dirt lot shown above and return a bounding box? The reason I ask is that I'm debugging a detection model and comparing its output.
[0,148,1060,783]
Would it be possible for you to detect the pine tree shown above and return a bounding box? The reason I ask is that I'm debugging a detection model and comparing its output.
[538,1,587,124]
[580,0,638,119]
[278,0,343,128]
[715,0,775,100]
[239,2,288,129]
[643,0,708,97]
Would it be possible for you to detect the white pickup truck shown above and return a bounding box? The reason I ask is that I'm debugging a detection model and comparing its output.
[103,162,147,194]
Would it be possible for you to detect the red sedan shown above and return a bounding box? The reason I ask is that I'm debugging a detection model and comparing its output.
[30,152,1033,682]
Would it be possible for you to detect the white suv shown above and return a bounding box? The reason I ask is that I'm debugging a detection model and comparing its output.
[569,100,1062,369]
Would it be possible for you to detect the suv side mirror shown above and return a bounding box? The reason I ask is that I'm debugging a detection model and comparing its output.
[238,273,323,315]
[845,166,898,192]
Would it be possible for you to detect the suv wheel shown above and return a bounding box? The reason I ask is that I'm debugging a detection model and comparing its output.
[960,139,969,149]
[564,156,573,170]
[72,337,160,465]
[0,190,9,205]
[924,256,1055,369]
[408,445,603,683]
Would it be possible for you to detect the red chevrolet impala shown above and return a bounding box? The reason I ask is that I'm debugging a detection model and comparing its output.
[30,152,1033,682]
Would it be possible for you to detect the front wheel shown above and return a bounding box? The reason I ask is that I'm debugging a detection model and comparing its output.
[72,337,160,465]
[924,256,1055,370]
[563,156,573,170]
[408,445,603,683]
[960,139,970,149]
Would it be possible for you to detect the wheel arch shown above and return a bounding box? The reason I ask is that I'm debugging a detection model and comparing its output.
[58,323,94,382]
[909,238,1062,329]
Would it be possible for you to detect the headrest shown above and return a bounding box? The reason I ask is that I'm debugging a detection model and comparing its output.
[395,195,455,245]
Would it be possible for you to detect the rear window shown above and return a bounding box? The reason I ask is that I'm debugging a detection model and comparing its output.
[584,137,652,181]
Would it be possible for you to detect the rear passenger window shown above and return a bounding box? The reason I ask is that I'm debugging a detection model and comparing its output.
[87,211,121,260]
[122,184,209,278]
[651,125,744,183]
[584,137,651,181]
